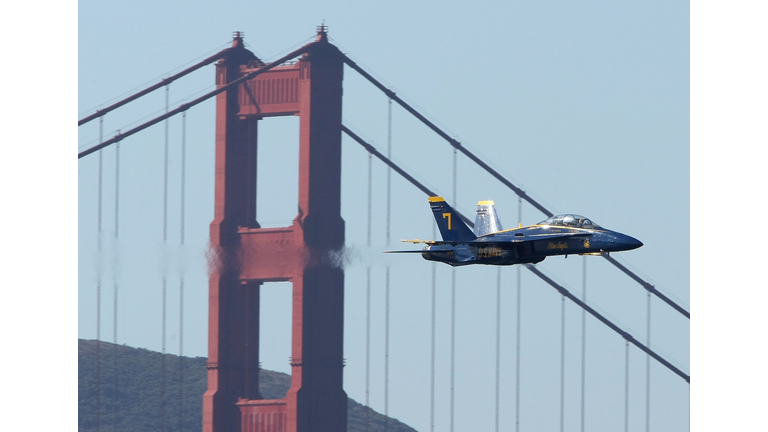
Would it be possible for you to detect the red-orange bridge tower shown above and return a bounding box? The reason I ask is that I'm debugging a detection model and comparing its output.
[204,29,347,432]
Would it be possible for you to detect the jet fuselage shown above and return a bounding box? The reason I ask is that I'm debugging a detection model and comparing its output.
[388,197,643,267]
[421,223,643,266]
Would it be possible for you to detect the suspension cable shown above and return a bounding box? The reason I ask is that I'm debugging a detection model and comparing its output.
[163,84,170,243]
[365,146,372,432]
[646,292,651,432]
[526,265,689,383]
[161,84,169,432]
[342,55,688,319]
[450,267,456,432]
[96,117,103,432]
[342,127,690,382]
[113,137,120,432]
[384,96,392,432]
[384,267,390,432]
[560,294,566,432]
[386,98,392,247]
[78,43,313,159]
[78,47,230,126]
[450,148,457,432]
[581,257,587,432]
[430,221,436,432]
[602,255,688,319]
[342,55,547,216]
[625,341,630,432]
[495,267,501,432]
[179,110,187,432]
[516,196,522,432]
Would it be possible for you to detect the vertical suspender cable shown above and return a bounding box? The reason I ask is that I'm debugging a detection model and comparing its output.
[384,97,392,432]
[515,196,522,432]
[450,268,456,432]
[430,222,436,432]
[450,148,457,432]
[96,117,103,432]
[646,292,651,432]
[161,84,169,432]
[560,295,566,432]
[384,267,390,432]
[386,99,392,242]
[179,111,187,432]
[113,137,120,432]
[581,257,587,432]
[625,340,630,432]
[495,267,501,432]
[365,148,372,432]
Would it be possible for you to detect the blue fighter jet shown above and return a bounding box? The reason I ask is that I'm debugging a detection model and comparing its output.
[385,196,642,266]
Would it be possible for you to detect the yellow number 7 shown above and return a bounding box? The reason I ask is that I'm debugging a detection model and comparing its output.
[443,213,452,230]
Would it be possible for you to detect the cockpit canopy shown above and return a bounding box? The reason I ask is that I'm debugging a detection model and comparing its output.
[538,214,601,229]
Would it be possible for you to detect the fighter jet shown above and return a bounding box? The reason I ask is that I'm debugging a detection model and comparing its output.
[385,196,642,266]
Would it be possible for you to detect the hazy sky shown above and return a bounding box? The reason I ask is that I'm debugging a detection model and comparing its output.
[3,1,746,431]
[3,1,765,431]
[74,2,695,431]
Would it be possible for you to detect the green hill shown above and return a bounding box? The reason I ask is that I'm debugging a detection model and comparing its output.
[79,339,416,432]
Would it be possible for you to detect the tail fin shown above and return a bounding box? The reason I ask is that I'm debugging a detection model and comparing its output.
[428,196,477,242]
[474,200,503,236]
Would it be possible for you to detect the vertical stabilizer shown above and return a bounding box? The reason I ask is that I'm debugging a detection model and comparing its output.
[428,196,477,242]
[474,200,503,236]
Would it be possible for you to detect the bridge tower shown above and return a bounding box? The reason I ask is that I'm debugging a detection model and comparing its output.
[203,28,347,432]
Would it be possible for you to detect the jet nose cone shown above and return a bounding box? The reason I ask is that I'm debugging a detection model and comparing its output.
[617,234,643,251]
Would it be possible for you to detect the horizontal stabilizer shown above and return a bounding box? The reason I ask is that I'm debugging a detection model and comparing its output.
[383,250,429,254]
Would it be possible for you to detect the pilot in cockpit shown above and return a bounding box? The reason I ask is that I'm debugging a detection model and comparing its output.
[541,214,599,229]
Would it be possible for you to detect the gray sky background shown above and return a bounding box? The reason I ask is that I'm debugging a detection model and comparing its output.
[6,2,767,431]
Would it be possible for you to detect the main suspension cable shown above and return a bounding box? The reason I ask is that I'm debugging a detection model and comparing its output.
[342,127,689,382]
[526,265,689,383]
[78,43,313,159]
[342,54,688,319]
[78,46,230,126]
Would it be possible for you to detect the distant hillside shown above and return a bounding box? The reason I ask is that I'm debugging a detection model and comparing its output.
[79,339,416,432]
